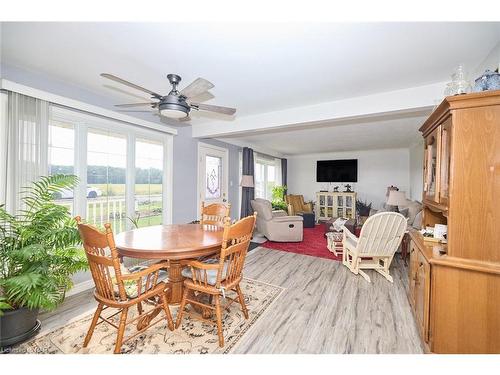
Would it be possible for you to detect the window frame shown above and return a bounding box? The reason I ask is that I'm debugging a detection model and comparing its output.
[254,156,278,201]
[49,106,173,228]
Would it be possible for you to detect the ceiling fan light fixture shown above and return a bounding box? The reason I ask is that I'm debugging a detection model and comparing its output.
[159,108,188,119]
[158,100,189,119]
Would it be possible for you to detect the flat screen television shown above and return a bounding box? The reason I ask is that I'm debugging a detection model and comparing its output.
[316,159,358,182]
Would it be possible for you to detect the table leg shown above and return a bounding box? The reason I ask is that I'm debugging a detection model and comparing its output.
[167,260,184,304]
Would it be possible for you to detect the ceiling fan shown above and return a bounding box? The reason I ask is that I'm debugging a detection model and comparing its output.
[100,73,236,122]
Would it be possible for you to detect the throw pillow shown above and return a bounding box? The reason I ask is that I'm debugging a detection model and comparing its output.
[382,203,398,212]
[399,207,410,218]
[400,199,423,226]
[412,210,423,229]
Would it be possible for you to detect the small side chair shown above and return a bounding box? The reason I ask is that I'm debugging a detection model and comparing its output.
[76,217,174,354]
[175,213,257,347]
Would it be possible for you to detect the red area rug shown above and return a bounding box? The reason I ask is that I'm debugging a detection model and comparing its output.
[261,225,342,261]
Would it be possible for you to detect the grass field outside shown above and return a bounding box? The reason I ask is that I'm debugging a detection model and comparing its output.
[91,183,162,197]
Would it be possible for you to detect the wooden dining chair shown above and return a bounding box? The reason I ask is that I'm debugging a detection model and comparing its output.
[200,201,231,227]
[175,213,257,347]
[75,216,174,354]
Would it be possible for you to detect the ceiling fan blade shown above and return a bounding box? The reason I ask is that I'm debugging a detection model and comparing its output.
[101,73,163,99]
[190,102,236,115]
[178,115,191,122]
[188,91,215,103]
[116,110,155,113]
[180,78,214,99]
[114,103,157,108]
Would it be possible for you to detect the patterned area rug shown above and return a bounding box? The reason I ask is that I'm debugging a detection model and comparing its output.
[12,278,283,354]
[262,225,342,261]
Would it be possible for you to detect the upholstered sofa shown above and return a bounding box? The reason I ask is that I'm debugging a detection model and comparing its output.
[370,199,423,230]
[250,198,303,242]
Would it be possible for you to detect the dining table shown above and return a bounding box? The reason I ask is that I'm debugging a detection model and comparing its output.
[114,223,224,304]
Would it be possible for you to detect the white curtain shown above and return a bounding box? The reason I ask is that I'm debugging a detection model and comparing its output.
[0,92,49,213]
[274,157,282,186]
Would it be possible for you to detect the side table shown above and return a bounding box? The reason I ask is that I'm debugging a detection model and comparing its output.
[400,231,410,265]
[297,212,315,228]
[326,231,343,256]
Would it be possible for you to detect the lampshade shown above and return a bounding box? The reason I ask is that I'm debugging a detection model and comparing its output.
[386,190,407,207]
[240,175,254,188]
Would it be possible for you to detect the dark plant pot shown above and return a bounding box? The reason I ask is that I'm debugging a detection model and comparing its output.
[0,307,41,348]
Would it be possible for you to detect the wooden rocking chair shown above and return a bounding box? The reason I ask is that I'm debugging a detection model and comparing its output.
[175,213,257,347]
[200,201,231,228]
[342,212,407,283]
[76,217,174,354]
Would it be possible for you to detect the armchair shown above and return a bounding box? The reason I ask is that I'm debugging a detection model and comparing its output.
[176,214,257,347]
[285,194,313,216]
[251,198,303,242]
[76,217,174,354]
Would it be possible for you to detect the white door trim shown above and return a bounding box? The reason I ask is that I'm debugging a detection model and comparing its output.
[197,142,229,217]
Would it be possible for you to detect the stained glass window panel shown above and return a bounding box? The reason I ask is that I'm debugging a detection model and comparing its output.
[205,155,222,199]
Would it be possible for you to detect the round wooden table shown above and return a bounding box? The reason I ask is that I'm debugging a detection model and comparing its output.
[115,224,224,304]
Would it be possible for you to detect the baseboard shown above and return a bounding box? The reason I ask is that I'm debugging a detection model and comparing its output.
[66,279,94,297]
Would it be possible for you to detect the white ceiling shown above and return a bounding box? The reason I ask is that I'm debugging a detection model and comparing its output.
[1,22,499,154]
[218,112,429,156]
[2,22,499,117]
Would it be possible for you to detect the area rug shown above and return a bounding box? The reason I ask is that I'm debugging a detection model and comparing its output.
[12,278,283,354]
[261,225,342,261]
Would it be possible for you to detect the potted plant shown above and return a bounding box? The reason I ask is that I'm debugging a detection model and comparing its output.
[356,199,372,225]
[0,175,88,347]
[271,185,288,211]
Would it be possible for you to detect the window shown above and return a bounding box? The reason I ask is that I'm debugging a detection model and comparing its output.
[254,156,280,201]
[87,129,127,232]
[47,106,172,232]
[48,120,75,214]
[135,138,164,228]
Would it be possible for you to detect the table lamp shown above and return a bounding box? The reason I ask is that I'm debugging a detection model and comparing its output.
[240,175,254,188]
[386,190,407,212]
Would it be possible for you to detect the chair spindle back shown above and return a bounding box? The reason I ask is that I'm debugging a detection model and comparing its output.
[217,213,257,287]
[200,202,231,228]
[75,216,127,302]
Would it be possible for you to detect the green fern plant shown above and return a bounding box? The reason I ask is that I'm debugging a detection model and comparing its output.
[0,175,88,315]
[271,185,288,211]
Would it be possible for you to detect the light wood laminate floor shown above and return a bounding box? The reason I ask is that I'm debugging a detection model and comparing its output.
[38,247,424,354]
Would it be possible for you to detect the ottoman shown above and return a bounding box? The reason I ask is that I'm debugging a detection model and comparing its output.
[297,212,315,228]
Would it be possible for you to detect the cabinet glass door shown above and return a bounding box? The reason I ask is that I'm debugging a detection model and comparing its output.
[327,195,333,206]
[423,128,440,203]
[346,195,353,208]
[346,208,353,218]
[337,196,344,207]
[439,119,452,206]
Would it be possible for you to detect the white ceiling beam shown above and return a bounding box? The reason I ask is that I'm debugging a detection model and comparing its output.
[192,81,446,138]
[1,79,177,135]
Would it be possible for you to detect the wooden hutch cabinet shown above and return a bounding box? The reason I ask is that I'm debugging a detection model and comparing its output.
[408,90,500,353]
